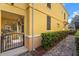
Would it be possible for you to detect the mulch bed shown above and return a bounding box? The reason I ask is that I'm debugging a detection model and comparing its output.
[30,37,68,56]
[31,41,61,56]
[31,46,46,56]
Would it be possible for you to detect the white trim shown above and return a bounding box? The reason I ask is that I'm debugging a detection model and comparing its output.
[25,34,41,38]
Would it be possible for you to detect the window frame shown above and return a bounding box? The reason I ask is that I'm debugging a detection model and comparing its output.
[47,3,51,9]
[64,13,66,19]
[47,16,51,30]
[11,3,14,6]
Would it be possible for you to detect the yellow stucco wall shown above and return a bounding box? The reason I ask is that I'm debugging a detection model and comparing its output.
[0,3,68,51]
[0,3,68,36]
[0,10,1,35]
[29,3,68,35]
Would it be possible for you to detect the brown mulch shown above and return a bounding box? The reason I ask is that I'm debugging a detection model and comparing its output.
[31,41,60,56]
[30,37,67,56]
[31,46,46,56]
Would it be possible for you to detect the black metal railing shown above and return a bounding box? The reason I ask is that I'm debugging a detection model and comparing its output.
[1,32,24,53]
[0,36,1,53]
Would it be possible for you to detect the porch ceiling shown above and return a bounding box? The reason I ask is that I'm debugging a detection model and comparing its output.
[2,11,23,20]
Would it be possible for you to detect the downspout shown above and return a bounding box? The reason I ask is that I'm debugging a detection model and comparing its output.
[32,3,35,51]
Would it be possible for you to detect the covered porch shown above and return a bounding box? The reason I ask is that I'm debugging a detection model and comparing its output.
[0,10,25,53]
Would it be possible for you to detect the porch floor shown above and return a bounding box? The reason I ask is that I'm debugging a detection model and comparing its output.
[0,46,28,56]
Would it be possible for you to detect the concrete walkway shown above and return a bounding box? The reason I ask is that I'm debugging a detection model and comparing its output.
[43,35,76,56]
[0,46,28,56]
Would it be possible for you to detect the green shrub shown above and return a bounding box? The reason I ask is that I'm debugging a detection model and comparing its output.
[41,31,69,50]
[75,30,79,36]
[75,31,79,46]
[69,30,76,35]
[76,47,79,55]
[75,30,79,56]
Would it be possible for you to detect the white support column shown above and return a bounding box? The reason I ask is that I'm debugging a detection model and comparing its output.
[17,18,21,40]
[17,18,20,33]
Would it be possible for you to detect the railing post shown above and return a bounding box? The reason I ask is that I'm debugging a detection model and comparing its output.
[22,16,24,46]
[1,34,4,53]
[0,35,1,53]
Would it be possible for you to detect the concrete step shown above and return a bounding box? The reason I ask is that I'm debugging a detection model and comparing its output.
[0,46,28,56]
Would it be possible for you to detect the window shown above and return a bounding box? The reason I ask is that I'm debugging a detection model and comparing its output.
[11,3,14,5]
[47,16,51,30]
[64,13,66,19]
[12,23,17,32]
[57,23,60,28]
[4,25,11,31]
[47,3,51,9]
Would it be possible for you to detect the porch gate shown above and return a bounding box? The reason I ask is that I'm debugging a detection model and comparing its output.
[0,33,24,53]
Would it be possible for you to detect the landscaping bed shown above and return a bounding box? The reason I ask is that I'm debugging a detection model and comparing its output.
[31,39,64,56]
[31,31,69,56]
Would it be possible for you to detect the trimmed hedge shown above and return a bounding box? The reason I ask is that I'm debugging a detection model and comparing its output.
[68,30,76,35]
[41,31,69,50]
[75,30,79,56]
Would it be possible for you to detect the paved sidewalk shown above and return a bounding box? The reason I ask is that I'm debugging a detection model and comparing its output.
[19,52,32,56]
[43,35,76,56]
[0,46,28,56]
